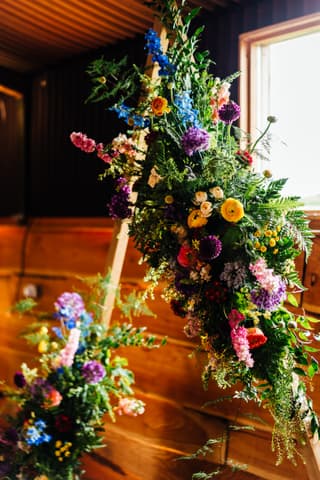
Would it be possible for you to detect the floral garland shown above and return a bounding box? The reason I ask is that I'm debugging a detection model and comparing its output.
[70,0,319,465]
[0,276,158,479]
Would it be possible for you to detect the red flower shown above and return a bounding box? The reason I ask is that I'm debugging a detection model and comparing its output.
[177,244,197,268]
[246,327,267,349]
[205,281,228,303]
[54,414,73,433]
[236,150,253,166]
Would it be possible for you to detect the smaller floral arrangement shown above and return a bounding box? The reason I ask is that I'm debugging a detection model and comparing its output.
[0,275,159,480]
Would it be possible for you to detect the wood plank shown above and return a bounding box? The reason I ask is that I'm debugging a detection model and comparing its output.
[228,428,309,480]
[0,225,26,274]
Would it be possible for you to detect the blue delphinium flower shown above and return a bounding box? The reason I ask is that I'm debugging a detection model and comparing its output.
[25,420,52,446]
[144,29,176,77]
[175,91,201,127]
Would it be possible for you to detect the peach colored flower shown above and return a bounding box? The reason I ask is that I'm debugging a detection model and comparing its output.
[43,388,63,408]
[193,191,207,205]
[209,186,224,199]
[200,201,213,218]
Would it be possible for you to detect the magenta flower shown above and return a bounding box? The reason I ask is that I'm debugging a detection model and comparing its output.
[218,101,240,124]
[230,326,254,368]
[181,126,210,156]
[82,361,106,384]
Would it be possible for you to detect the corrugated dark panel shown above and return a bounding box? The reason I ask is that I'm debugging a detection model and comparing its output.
[28,36,147,216]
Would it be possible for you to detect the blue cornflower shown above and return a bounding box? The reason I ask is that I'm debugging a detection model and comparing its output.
[34,419,46,430]
[25,420,51,446]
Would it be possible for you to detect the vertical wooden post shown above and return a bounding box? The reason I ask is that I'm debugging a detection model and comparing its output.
[101,19,168,328]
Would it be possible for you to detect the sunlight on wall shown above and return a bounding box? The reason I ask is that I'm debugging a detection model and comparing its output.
[263,32,320,206]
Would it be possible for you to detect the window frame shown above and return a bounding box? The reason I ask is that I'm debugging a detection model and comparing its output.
[239,12,320,222]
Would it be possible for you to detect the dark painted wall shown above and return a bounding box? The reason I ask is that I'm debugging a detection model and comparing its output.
[199,0,320,101]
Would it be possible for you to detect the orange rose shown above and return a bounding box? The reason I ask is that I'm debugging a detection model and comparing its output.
[151,96,170,116]
[187,209,208,228]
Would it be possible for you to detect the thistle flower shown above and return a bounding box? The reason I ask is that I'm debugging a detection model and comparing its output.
[54,292,85,320]
[14,372,26,388]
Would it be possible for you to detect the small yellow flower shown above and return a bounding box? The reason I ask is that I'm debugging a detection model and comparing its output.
[55,440,62,448]
[187,209,208,228]
[273,248,279,255]
[264,230,272,237]
[55,450,61,457]
[38,340,48,353]
[220,198,244,223]
[151,96,170,116]
[98,76,106,84]
[254,241,261,249]
[51,341,59,350]
[260,245,267,253]
[164,195,174,204]
[276,225,282,232]
[254,231,261,237]
[39,326,48,335]
[269,238,276,247]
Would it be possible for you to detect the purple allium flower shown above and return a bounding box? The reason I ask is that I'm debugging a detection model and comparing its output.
[13,372,26,388]
[250,280,286,311]
[81,361,106,384]
[218,101,241,124]
[220,260,247,289]
[181,126,210,156]
[107,177,132,219]
[199,235,222,261]
[54,292,85,319]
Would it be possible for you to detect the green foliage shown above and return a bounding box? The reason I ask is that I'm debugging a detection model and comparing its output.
[0,274,163,479]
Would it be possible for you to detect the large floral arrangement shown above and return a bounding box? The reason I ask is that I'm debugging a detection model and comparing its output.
[0,276,158,479]
[70,0,319,464]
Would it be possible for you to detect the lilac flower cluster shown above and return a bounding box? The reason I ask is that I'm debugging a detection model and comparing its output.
[107,177,132,219]
[174,91,201,127]
[54,292,85,320]
[181,126,210,156]
[251,280,286,311]
[144,28,176,76]
[82,360,106,384]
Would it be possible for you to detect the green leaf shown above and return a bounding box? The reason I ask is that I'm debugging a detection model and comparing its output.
[286,293,298,307]
[293,367,307,376]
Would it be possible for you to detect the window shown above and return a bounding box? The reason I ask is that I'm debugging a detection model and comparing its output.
[239,13,320,209]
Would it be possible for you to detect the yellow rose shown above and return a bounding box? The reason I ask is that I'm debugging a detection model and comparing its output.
[220,198,244,223]
[187,209,208,228]
[151,96,170,116]
[193,191,207,205]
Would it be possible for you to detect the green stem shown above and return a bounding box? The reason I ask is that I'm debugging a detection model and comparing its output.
[249,121,272,154]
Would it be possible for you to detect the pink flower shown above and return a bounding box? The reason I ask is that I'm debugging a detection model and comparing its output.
[230,326,254,368]
[70,131,96,153]
[115,398,145,416]
[250,258,282,293]
[56,328,81,368]
[184,315,202,338]
[96,143,113,163]
[228,309,245,329]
